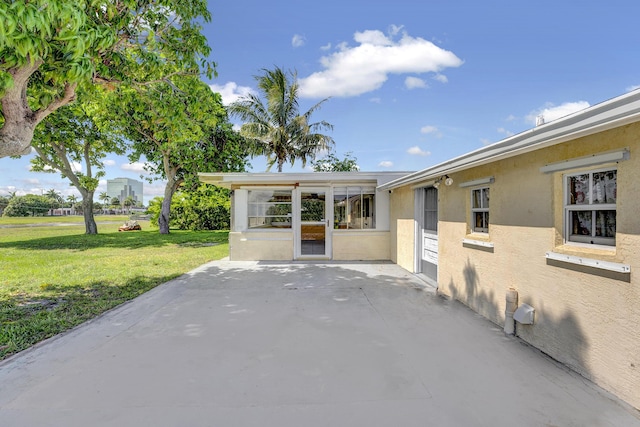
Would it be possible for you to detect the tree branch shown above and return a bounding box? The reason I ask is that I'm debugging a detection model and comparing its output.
[34,82,78,123]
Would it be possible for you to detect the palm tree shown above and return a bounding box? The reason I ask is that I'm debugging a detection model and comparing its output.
[123,196,135,214]
[45,188,63,214]
[229,67,334,172]
[110,197,120,213]
[99,192,110,214]
[66,194,78,214]
[45,188,64,204]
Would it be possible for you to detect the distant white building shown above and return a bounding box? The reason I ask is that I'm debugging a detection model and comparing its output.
[106,178,143,205]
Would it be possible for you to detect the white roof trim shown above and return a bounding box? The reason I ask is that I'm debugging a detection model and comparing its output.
[379,89,640,190]
[199,171,411,189]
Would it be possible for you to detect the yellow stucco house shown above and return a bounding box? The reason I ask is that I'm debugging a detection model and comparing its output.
[201,89,640,410]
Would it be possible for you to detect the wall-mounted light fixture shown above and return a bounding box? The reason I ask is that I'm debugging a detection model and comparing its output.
[433,175,453,189]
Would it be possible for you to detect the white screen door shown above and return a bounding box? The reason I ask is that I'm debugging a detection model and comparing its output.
[297,188,331,258]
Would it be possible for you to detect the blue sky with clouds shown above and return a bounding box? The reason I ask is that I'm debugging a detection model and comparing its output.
[2,0,640,203]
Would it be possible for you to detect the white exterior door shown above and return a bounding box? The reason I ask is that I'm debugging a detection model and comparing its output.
[417,187,438,284]
[295,188,331,259]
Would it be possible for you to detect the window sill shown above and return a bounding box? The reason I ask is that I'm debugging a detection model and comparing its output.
[462,238,494,252]
[545,251,630,273]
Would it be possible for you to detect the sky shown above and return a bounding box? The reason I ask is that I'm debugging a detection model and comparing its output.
[2,0,640,204]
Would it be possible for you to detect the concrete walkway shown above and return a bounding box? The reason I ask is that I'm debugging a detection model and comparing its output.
[1,261,638,426]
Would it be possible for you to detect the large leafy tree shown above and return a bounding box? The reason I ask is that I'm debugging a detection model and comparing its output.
[229,67,334,172]
[312,152,360,172]
[0,0,213,158]
[105,75,249,234]
[3,194,52,216]
[30,95,125,234]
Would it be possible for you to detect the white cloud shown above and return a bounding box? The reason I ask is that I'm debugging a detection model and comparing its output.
[420,125,439,135]
[209,82,254,106]
[299,28,463,98]
[104,159,116,166]
[121,162,149,173]
[32,162,82,173]
[320,42,332,51]
[432,73,448,83]
[405,76,427,89]
[369,97,382,104]
[526,101,590,124]
[505,114,516,122]
[481,138,493,146]
[407,146,431,156]
[292,34,306,48]
[388,24,404,36]
[378,160,394,168]
[144,182,167,199]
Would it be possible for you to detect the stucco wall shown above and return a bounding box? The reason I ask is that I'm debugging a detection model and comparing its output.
[332,231,390,260]
[397,122,640,410]
[229,232,293,261]
[389,185,415,270]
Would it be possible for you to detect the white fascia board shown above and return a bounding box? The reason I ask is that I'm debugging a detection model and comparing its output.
[199,171,411,188]
[379,90,640,190]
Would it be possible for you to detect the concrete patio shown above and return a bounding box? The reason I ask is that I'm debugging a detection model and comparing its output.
[0,261,638,426]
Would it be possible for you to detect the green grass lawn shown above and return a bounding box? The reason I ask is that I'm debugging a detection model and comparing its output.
[0,216,229,360]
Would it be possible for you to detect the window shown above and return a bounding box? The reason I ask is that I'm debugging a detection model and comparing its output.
[333,187,376,229]
[471,187,490,233]
[424,187,438,232]
[565,169,616,246]
[247,190,292,229]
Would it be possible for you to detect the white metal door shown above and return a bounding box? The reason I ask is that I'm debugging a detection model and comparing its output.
[296,188,331,259]
[420,187,438,283]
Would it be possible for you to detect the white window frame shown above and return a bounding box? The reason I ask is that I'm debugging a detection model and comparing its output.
[247,189,293,229]
[470,187,490,234]
[333,186,376,230]
[563,168,617,247]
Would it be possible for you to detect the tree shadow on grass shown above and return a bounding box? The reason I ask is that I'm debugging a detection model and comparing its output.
[0,230,229,251]
[0,274,179,360]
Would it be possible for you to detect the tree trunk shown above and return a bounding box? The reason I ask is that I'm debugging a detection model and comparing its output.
[158,181,177,235]
[81,191,98,234]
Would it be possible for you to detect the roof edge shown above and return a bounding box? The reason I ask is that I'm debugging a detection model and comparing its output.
[379,89,640,190]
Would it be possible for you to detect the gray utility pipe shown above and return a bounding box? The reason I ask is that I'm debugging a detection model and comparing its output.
[505,288,518,335]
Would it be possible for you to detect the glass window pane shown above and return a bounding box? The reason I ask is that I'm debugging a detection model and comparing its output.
[349,192,362,229]
[248,190,292,229]
[593,170,617,204]
[301,192,325,221]
[570,210,592,237]
[595,210,616,238]
[362,193,375,229]
[472,189,481,209]
[334,188,348,229]
[483,188,489,208]
[568,174,589,205]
